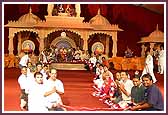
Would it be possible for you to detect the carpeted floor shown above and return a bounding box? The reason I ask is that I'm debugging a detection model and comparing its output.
[3,68,164,111]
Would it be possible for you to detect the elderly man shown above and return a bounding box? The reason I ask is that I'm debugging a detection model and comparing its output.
[44,68,65,111]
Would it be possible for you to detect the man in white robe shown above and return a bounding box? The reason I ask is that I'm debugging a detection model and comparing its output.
[141,51,157,83]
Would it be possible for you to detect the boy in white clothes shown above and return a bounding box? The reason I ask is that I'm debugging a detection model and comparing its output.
[93,64,104,88]
[18,66,29,110]
[19,52,32,69]
[44,68,65,111]
[40,64,49,79]
[89,54,97,69]
[36,62,48,83]
[27,72,48,112]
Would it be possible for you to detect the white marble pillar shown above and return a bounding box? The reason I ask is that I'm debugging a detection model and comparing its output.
[17,33,22,55]
[47,4,54,16]
[81,31,88,51]
[39,38,45,53]
[105,36,109,57]
[83,38,88,51]
[8,36,14,55]
[112,33,117,57]
[141,44,146,57]
[75,4,81,17]
[150,42,155,56]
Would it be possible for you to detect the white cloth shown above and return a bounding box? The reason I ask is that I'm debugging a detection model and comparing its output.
[80,53,87,60]
[89,57,97,67]
[74,53,80,60]
[74,50,82,60]
[42,51,48,64]
[74,50,82,56]
[93,79,104,89]
[19,55,30,67]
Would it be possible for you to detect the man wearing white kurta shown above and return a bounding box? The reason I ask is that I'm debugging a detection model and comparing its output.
[158,46,164,74]
[19,52,32,69]
[44,68,65,111]
[119,71,134,102]
[18,66,29,110]
[89,55,97,67]
[141,51,157,83]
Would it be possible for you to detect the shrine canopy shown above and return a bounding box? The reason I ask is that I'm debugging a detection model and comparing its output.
[138,24,164,43]
[5,7,42,27]
[89,9,123,31]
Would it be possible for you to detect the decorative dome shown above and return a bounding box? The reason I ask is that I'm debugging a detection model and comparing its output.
[149,24,164,38]
[89,9,111,26]
[138,24,164,43]
[18,7,41,25]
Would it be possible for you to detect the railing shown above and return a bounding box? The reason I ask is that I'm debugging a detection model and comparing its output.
[108,57,145,70]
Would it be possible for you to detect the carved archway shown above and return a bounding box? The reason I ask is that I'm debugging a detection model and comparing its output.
[50,36,77,49]
[13,31,40,55]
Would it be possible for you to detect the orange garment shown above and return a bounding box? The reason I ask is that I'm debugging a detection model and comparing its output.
[102,60,109,68]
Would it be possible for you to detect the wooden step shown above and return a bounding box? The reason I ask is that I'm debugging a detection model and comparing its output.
[50,63,86,70]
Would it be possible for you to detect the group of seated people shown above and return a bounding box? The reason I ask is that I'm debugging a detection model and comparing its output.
[39,46,90,64]
[91,62,164,111]
[83,53,109,71]
[18,60,66,112]
[13,48,164,111]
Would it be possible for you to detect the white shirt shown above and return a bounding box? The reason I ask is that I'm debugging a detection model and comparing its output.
[120,79,134,101]
[18,74,28,90]
[18,73,36,93]
[27,82,48,112]
[40,69,48,82]
[27,72,35,83]
[19,55,30,67]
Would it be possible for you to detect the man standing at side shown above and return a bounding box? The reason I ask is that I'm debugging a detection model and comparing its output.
[158,45,164,74]
[141,50,157,83]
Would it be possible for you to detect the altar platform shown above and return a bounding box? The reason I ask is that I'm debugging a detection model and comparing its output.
[50,63,86,70]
